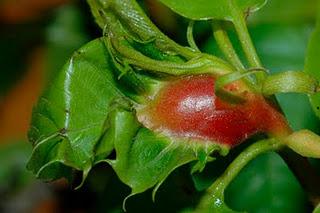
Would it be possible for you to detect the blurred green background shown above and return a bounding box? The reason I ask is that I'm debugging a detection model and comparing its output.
[0,0,319,212]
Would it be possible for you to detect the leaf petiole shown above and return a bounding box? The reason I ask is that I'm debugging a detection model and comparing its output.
[194,138,283,212]
[228,1,267,83]
[211,20,244,71]
[187,20,201,52]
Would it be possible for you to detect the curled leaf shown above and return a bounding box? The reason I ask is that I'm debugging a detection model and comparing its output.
[27,38,229,197]
[107,126,226,200]
[27,39,125,181]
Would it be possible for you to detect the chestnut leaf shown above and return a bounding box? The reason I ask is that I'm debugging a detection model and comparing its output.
[27,38,228,198]
[27,38,125,181]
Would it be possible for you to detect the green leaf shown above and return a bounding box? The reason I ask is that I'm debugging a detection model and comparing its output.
[157,0,266,21]
[95,108,141,163]
[249,0,318,24]
[27,38,125,181]
[108,126,225,199]
[225,152,307,213]
[305,3,320,119]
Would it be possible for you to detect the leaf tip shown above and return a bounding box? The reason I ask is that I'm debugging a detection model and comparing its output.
[152,180,165,203]
[122,192,136,212]
[75,164,92,190]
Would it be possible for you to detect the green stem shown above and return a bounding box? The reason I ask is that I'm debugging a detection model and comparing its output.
[211,20,244,71]
[262,70,319,96]
[195,139,283,212]
[229,3,266,83]
[109,36,234,76]
[187,20,200,52]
